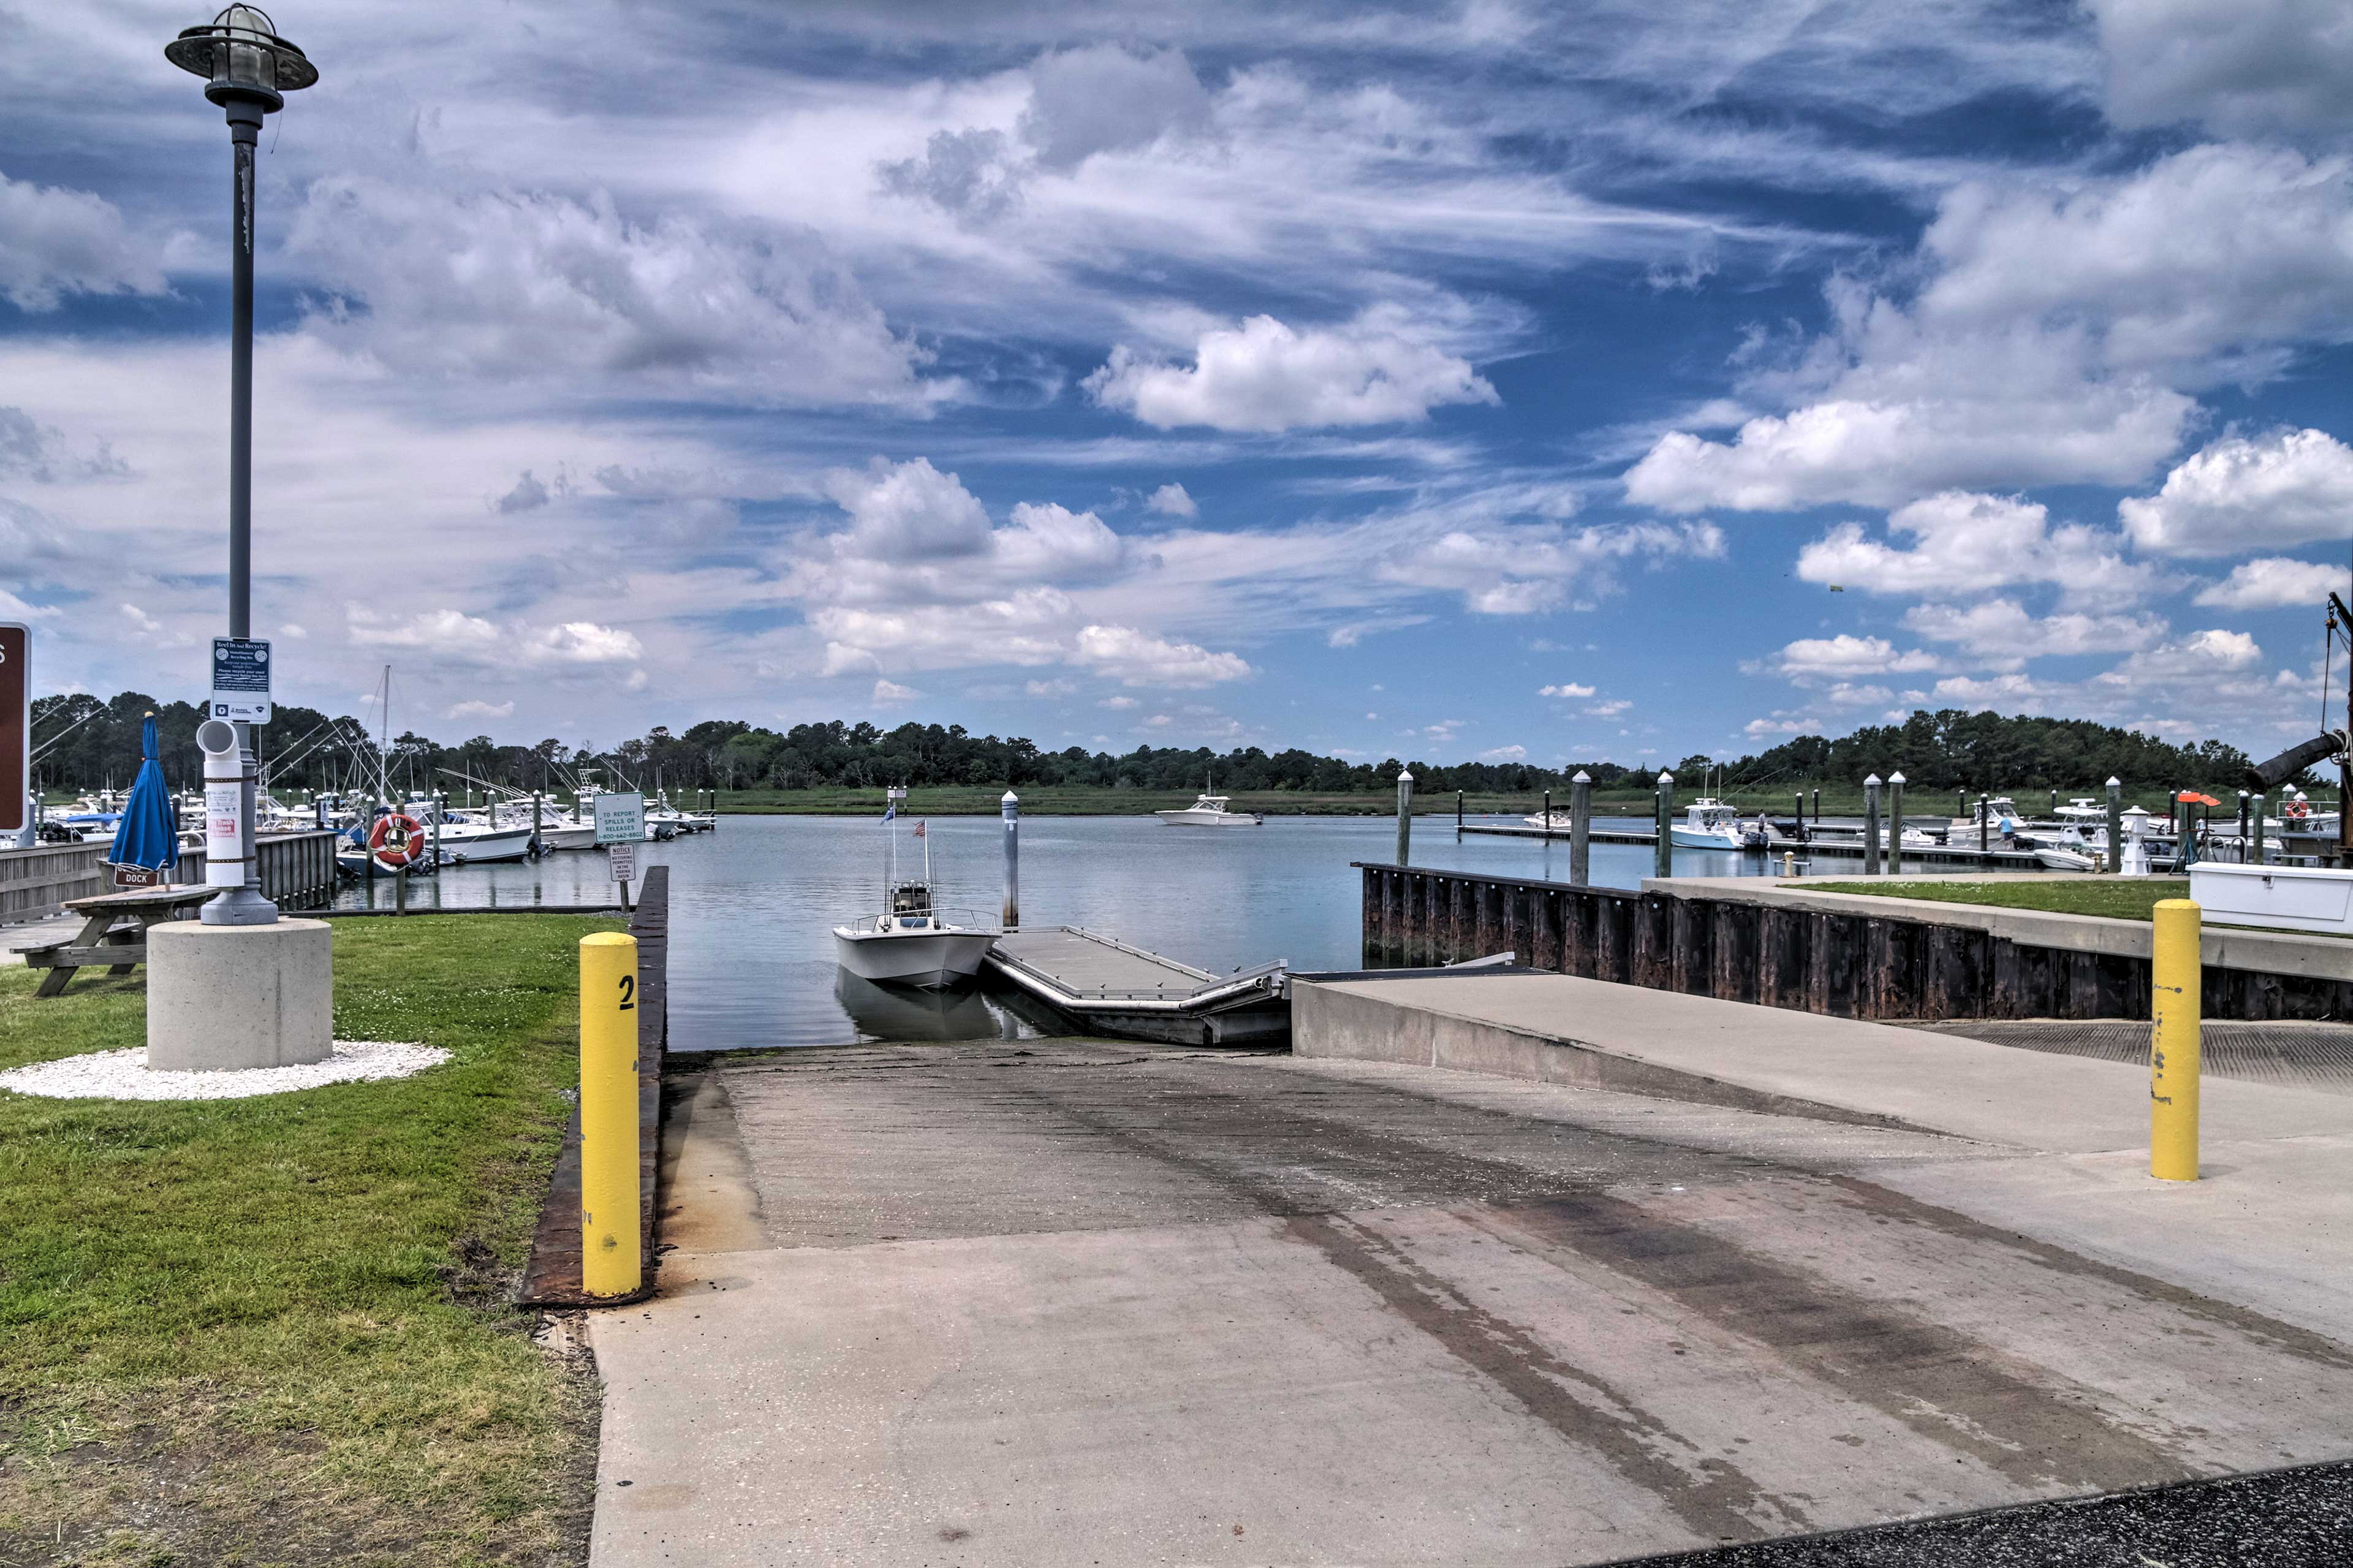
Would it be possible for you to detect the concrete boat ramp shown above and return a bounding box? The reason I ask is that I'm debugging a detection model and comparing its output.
[588,973,2353,1566]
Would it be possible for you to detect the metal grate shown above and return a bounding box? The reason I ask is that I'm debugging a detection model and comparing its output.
[1899,1020,2353,1096]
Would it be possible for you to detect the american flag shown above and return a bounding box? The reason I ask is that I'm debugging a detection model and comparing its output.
[882,802,896,822]
[913,820,926,838]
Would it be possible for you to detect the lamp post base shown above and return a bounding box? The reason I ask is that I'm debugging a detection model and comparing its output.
[199,885,280,926]
[148,918,331,1070]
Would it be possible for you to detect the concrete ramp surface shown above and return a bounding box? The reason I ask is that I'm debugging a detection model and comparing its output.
[591,1038,2353,1566]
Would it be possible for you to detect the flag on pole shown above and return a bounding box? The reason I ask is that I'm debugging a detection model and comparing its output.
[914,820,926,838]
[882,802,896,822]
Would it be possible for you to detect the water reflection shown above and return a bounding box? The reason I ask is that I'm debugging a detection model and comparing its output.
[833,971,1025,1043]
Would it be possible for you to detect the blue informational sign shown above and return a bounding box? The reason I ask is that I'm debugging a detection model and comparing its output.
[210,638,271,724]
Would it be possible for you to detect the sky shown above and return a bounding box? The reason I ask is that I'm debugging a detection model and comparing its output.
[6,1,2353,768]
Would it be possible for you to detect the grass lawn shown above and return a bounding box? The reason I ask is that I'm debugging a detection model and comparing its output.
[1804,879,2193,921]
[0,912,621,1567]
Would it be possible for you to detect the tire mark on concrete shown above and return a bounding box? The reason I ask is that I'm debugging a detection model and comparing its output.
[1474,1194,2199,1496]
[1284,1210,1802,1545]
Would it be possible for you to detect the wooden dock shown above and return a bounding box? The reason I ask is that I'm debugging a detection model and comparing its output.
[985,926,1289,1045]
[1459,821,2052,869]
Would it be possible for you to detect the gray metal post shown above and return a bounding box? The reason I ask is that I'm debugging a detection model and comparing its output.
[1863,774,1882,875]
[2107,776,2123,873]
[1395,769,1414,866]
[1569,771,1591,885]
[1887,771,1906,869]
[1654,770,1674,877]
[2253,792,2267,865]
[1001,789,1020,930]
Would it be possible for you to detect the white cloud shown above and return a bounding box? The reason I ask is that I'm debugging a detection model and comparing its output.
[1085,310,1498,433]
[1585,699,1632,718]
[1765,635,1941,680]
[1797,491,2159,609]
[523,622,642,665]
[0,173,167,312]
[1072,624,1251,687]
[2196,557,2344,610]
[286,177,939,407]
[2094,628,2263,688]
[1099,695,1139,709]
[1477,744,1528,762]
[347,606,504,653]
[1540,683,1596,698]
[1146,482,1198,518]
[446,699,515,721]
[1902,599,2166,668]
[871,678,920,704]
[1023,678,1077,697]
[1745,714,1824,738]
[1376,520,1722,616]
[2120,428,2353,556]
[2090,0,2353,137]
[1020,43,1211,171]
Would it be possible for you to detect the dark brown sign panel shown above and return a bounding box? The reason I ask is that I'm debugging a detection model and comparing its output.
[0,625,22,833]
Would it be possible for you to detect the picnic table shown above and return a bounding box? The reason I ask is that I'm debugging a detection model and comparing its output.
[13,884,215,997]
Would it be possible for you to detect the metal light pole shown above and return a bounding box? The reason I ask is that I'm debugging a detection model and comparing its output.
[167,6,316,926]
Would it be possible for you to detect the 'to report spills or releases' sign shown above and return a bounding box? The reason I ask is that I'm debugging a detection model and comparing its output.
[0,623,25,833]
[211,638,271,723]
[594,791,646,846]
[607,841,637,884]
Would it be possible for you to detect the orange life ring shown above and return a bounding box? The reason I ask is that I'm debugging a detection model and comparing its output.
[369,812,427,868]
[2286,800,2311,819]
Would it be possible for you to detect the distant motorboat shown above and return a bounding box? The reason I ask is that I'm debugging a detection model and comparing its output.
[1156,778,1263,827]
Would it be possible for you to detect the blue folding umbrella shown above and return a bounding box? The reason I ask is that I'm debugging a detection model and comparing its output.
[112,713,180,873]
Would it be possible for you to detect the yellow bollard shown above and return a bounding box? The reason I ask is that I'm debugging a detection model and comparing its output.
[580,931,642,1297]
[2150,898,2200,1181]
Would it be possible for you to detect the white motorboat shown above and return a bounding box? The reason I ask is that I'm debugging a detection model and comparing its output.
[834,887,1001,988]
[535,814,598,852]
[1156,779,1263,826]
[1669,798,1754,850]
[433,811,537,865]
[832,796,999,987]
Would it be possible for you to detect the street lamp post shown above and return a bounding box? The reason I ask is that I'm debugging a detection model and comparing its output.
[167,7,316,925]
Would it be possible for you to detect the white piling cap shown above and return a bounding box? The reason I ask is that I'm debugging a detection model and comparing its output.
[1001,790,1018,803]
[1865,773,1881,787]
[1398,768,1413,782]
[2107,776,2122,788]
[1571,770,1591,783]
[1889,770,1906,784]
[1657,770,1673,784]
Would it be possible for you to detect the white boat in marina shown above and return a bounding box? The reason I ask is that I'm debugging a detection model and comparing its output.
[432,810,537,865]
[834,886,1001,987]
[1156,779,1263,827]
[1668,798,1757,850]
[832,795,999,987]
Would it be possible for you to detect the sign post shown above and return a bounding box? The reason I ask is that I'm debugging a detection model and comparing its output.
[595,791,645,909]
[0,624,25,846]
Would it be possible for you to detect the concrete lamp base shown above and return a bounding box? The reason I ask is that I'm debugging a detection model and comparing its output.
[147,918,333,1072]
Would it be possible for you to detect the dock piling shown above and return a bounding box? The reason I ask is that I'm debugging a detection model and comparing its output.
[1001,790,1020,931]
[1654,771,1674,877]
[1396,770,1414,866]
[578,931,643,1297]
[1979,794,1990,855]
[1888,771,1906,871]
[1457,789,1464,836]
[2150,899,2201,1181]
[2107,777,2123,874]
[2237,790,2251,862]
[2253,792,2267,865]
[1862,774,1882,876]
[1569,771,1591,886]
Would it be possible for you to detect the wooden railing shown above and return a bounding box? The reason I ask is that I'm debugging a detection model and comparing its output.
[0,842,108,921]
[1355,862,2353,1024]
[256,831,339,909]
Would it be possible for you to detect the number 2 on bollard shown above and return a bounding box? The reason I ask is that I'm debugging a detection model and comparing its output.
[618,975,635,1012]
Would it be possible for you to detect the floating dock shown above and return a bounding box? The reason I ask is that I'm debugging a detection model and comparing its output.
[1459,820,2056,868]
[984,926,1289,1045]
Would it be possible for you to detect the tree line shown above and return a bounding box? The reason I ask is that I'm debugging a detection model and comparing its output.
[32,691,2269,801]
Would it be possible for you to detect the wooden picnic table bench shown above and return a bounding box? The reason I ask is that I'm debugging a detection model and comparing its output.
[13,884,215,997]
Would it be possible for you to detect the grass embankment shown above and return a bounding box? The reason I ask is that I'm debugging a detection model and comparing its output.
[1806,879,2192,921]
[0,912,621,1567]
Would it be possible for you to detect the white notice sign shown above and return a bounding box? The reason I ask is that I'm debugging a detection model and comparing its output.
[607,841,637,884]
[210,637,271,724]
[593,792,645,846]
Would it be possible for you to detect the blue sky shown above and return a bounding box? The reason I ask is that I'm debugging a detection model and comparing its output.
[6,1,2353,766]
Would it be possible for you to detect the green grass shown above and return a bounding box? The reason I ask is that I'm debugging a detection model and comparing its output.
[1805,879,2193,920]
[0,912,621,1567]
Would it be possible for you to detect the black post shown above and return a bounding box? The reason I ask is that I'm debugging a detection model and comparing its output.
[1979,794,1989,855]
[1810,787,1820,827]
[1794,791,1805,844]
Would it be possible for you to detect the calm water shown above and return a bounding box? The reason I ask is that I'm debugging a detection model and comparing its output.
[333,814,1977,1051]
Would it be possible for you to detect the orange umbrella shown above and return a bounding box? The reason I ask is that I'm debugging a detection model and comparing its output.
[2177,792,2221,806]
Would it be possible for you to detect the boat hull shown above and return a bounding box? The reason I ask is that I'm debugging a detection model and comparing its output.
[1668,828,1745,849]
[536,822,597,852]
[833,927,998,988]
[436,826,538,865]
[1154,809,1262,825]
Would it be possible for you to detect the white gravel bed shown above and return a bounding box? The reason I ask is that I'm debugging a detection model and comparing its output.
[0,1041,449,1101]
